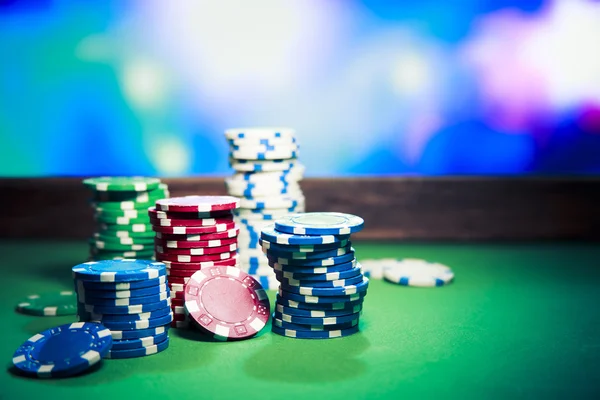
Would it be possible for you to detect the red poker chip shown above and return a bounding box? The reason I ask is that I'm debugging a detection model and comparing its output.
[168,276,191,285]
[171,297,185,307]
[154,237,237,249]
[149,215,234,227]
[162,256,238,269]
[152,221,236,235]
[155,196,240,213]
[157,251,237,263]
[156,243,237,256]
[170,290,185,300]
[148,207,233,220]
[155,229,239,241]
[184,266,270,340]
[167,269,199,278]
[171,320,189,329]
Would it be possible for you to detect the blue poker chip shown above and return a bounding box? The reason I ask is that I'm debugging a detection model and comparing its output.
[12,322,112,378]
[78,289,169,306]
[110,324,170,340]
[105,336,169,359]
[273,316,359,332]
[275,266,363,282]
[279,277,369,297]
[259,238,351,253]
[75,282,168,299]
[264,245,353,261]
[276,303,363,317]
[275,294,364,311]
[83,303,172,322]
[271,324,359,339]
[98,312,173,331]
[274,310,362,326]
[78,275,167,291]
[267,252,355,267]
[279,274,364,289]
[82,298,171,315]
[72,259,166,282]
[270,259,357,275]
[274,212,364,236]
[111,331,169,351]
[278,288,367,304]
[261,225,350,245]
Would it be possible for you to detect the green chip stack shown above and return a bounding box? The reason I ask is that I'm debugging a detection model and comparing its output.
[83,177,169,261]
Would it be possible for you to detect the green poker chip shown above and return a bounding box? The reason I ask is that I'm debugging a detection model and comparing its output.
[92,233,154,245]
[92,184,169,203]
[83,176,161,192]
[89,239,153,252]
[94,214,150,225]
[15,291,77,316]
[94,208,150,219]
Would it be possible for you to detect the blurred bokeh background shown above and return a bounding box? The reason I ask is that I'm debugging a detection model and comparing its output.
[1,0,599,177]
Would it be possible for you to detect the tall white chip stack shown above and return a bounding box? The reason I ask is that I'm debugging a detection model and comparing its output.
[224,127,306,289]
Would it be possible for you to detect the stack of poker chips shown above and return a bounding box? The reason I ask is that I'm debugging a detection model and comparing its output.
[224,127,305,290]
[73,259,172,359]
[184,266,270,340]
[149,195,240,328]
[260,212,368,339]
[83,177,169,261]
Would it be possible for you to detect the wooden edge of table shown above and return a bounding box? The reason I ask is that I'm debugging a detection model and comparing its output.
[0,176,599,240]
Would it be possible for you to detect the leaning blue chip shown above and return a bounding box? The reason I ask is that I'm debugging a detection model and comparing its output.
[12,322,112,378]
[72,259,166,282]
[105,336,169,359]
[261,225,350,245]
[274,212,364,236]
[110,331,169,351]
[271,324,359,339]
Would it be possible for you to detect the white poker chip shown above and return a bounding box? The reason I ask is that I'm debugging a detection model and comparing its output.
[382,258,454,287]
[225,127,296,140]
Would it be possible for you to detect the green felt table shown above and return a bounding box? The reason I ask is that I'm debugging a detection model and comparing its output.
[1,240,599,399]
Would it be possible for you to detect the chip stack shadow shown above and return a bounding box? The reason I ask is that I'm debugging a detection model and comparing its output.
[83,176,169,261]
[224,127,306,290]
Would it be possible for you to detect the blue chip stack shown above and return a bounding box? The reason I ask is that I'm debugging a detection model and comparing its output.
[72,259,172,358]
[225,127,306,289]
[260,212,368,339]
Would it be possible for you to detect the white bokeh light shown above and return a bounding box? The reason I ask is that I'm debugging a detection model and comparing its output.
[120,59,169,109]
[147,136,191,175]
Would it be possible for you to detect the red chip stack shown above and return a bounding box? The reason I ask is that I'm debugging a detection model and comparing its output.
[148,195,240,328]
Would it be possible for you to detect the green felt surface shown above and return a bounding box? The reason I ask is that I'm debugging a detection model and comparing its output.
[1,240,599,399]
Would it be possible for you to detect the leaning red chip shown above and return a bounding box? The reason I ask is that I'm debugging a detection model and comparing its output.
[152,221,236,235]
[157,251,237,263]
[184,266,270,340]
[155,196,240,212]
[154,237,237,249]
[148,207,233,220]
[156,243,237,256]
[149,215,234,227]
[155,229,239,241]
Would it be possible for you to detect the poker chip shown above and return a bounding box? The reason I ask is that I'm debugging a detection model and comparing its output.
[280,277,369,296]
[264,245,353,260]
[278,288,366,304]
[274,212,365,236]
[271,324,359,339]
[382,258,455,287]
[276,294,365,311]
[230,159,299,173]
[184,266,270,340]
[84,177,169,261]
[261,225,350,245]
[15,291,77,316]
[155,196,240,212]
[273,317,359,332]
[82,298,171,315]
[270,259,357,275]
[155,243,237,255]
[12,322,112,378]
[148,207,232,220]
[84,176,161,192]
[260,238,350,253]
[276,303,363,318]
[279,274,364,288]
[151,221,236,235]
[275,266,363,282]
[156,251,237,263]
[76,282,168,298]
[72,259,166,282]
[78,290,170,306]
[225,126,296,141]
[110,331,169,351]
[155,237,237,249]
[149,215,234,227]
[274,310,362,326]
[155,229,239,241]
[110,325,169,340]
[95,312,173,331]
[79,275,166,291]
[105,337,169,359]
[84,306,172,322]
